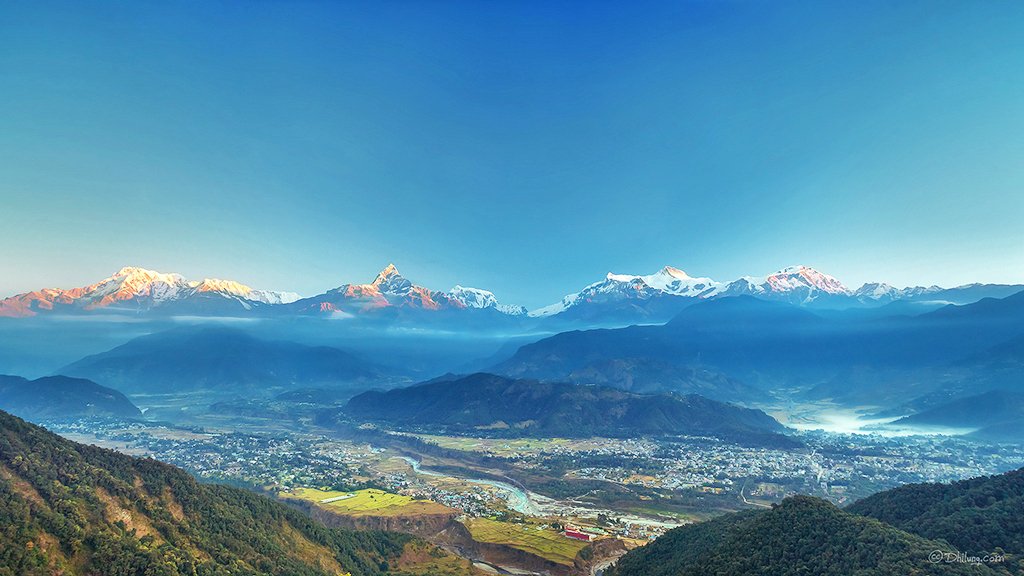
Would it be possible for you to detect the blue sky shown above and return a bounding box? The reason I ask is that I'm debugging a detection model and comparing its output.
[1,1,1022,308]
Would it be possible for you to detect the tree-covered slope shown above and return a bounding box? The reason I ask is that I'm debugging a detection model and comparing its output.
[608,496,1015,576]
[0,374,141,420]
[0,409,472,576]
[343,372,794,447]
[847,468,1024,557]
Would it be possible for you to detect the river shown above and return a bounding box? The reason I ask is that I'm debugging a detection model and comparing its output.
[399,456,543,515]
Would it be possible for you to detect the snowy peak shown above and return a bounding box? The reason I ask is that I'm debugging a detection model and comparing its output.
[370,264,414,295]
[0,267,298,317]
[764,265,850,296]
[192,278,300,305]
[447,285,527,315]
[854,282,899,300]
[717,265,850,304]
[64,266,191,309]
[660,266,692,281]
[448,285,498,309]
[641,266,721,296]
[314,265,526,315]
[531,264,861,316]
[371,263,403,286]
[529,265,720,317]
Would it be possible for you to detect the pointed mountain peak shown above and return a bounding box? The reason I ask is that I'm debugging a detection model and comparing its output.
[658,266,693,280]
[193,278,253,294]
[766,265,849,295]
[605,271,643,283]
[114,266,161,278]
[372,263,403,285]
[368,263,414,295]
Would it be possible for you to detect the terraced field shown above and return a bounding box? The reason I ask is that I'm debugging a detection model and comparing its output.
[286,487,453,516]
[464,518,589,565]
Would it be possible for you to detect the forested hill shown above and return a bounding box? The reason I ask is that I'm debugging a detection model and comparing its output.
[847,467,1024,557]
[343,372,795,447]
[0,375,141,421]
[0,410,472,576]
[607,495,1017,576]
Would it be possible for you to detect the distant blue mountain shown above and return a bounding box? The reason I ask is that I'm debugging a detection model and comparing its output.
[0,374,140,420]
[59,326,389,394]
[891,390,1024,441]
[497,291,1024,409]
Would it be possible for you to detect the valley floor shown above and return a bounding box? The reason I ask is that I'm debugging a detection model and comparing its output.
[40,398,1024,575]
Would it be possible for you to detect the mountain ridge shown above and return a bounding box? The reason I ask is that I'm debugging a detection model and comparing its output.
[59,325,389,395]
[3,263,1020,324]
[341,372,795,447]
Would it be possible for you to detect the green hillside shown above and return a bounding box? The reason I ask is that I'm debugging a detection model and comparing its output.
[848,468,1024,557]
[608,495,1016,576]
[0,410,474,576]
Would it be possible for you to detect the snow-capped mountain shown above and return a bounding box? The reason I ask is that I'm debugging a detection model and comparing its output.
[851,282,943,304]
[2,262,1020,324]
[448,285,528,316]
[531,266,720,318]
[717,265,851,304]
[289,264,525,317]
[531,264,850,318]
[191,279,301,306]
[321,263,454,311]
[0,267,299,317]
[528,264,1022,320]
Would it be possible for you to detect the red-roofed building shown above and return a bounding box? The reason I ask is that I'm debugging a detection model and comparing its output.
[564,529,593,542]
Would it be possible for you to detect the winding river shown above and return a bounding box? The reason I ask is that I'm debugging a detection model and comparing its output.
[399,456,543,516]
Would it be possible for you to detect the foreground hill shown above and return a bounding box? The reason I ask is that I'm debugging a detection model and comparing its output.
[0,375,140,420]
[343,373,794,447]
[608,496,1014,576]
[0,409,478,576]
[60,325,387,394]
[847,468,1024,557]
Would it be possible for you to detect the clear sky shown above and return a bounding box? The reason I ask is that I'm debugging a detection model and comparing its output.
[1,1,1023,308]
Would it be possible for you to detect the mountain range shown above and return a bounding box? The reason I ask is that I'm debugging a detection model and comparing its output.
[532,265,1024,324]
[0,266,300,317]
[2,264,1020,326]
[280,263,527,319]
[496,291,1024,411]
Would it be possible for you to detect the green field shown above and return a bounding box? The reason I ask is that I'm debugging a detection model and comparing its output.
[285,487,452,516]
[409,434,621,457]
[464,518,589,565]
